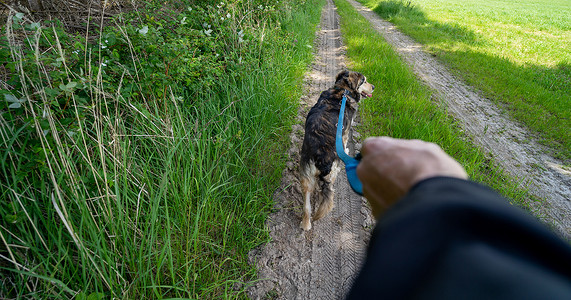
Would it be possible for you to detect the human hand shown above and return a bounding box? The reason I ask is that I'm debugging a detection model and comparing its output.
[356,137,468,217]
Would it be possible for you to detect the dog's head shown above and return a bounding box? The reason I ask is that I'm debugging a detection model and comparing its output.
[334,70,375,102]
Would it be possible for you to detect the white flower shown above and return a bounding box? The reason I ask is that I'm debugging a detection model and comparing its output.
[187,7,192,12]
[139,25,149,35]
[181,17,187,25]
[204,29,212,36]
[238,30,244,43]
[226,13,231,18]
[221,17,224,21]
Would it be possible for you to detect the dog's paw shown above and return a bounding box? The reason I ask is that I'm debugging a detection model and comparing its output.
[300,219,312,231]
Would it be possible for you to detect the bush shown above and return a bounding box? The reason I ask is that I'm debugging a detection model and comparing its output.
[0,0,322,298]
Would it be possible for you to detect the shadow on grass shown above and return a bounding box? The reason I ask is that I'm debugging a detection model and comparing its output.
[371,0,484,46]
[448,49,570,156]
[365,0,571,162]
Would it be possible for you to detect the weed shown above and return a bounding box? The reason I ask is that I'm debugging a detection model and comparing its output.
[0,0,324,297]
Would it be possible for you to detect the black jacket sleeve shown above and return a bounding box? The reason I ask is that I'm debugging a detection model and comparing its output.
[346,177,571,299]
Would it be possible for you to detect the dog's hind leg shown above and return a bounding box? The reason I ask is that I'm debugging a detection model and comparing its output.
[300,162,318,231]
[314,160,340,221]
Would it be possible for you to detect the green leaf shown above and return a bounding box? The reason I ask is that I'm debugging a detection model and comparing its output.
[5,214,18,223]
[8,102,21,109]
[75,292,87,300]
[86,292,105,300]
[4,94,18,102]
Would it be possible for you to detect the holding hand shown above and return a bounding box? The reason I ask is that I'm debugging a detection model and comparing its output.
[356,137,468,217]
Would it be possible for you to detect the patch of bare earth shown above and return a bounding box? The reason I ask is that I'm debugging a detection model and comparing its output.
[247,0,374,299]
[346,0,571,238]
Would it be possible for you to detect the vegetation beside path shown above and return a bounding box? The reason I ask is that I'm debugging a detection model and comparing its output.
[0,0,324,298]
[334,0,530,204]
[359,0,571,162]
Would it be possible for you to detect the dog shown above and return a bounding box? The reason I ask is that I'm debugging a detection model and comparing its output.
[299,70,375,231]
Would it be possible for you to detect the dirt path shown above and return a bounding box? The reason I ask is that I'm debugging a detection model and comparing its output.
[346,0,571,238]
[247,1,374,299]
[248,1,570,299]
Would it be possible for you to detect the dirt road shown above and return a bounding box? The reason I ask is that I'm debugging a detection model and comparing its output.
[248,0,570,299]
[345,0,571,238]
[247,1,374,299]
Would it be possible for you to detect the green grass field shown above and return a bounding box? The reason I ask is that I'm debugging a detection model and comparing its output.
[359,0,571,162]
[334,0,531,205]
[1,0,564,297]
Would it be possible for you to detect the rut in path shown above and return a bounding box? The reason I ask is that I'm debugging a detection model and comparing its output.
[249,0,571,299]
[247,0,374,299]
[346,0,571,238]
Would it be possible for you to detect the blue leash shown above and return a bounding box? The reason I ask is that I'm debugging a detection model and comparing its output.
[336,90,363,195]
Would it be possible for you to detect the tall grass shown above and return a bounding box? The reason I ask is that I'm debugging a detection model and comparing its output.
[334,0,531,205]
[0,0,324,298]
[360,0,571,162]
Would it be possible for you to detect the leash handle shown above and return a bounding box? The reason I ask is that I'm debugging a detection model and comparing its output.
[336,90,363,195]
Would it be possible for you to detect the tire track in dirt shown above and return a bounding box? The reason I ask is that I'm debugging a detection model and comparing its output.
[247,1,374,299]
[346,0,571,238]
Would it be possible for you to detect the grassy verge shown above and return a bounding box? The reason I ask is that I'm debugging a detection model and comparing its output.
[0,0,324,298]
[358,0,571,162]
[334,0,530,205]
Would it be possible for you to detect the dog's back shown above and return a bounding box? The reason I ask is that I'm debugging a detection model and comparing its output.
[299,88,355,231]
[299,70,374,231]
[300,89,344,180]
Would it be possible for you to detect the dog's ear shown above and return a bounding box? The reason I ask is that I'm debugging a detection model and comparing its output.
[335,70,357,92]
[347,72,365,90]
[348,72,357,90]
[335,70,350,85]
[336,71,364,90]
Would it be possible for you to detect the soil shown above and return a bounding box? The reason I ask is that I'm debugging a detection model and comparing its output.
[248,0,571,299]
[247,1,374,299]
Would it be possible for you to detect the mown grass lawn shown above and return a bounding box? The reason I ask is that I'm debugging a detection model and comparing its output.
[334,0,531,206]
[359,0,571,162]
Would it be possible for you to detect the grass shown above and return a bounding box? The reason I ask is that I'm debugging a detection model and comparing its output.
[0,0,325,298]
[333,0,531,205]
[358,0,571,162]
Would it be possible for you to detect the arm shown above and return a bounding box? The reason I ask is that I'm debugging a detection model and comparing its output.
[348,137,571,299]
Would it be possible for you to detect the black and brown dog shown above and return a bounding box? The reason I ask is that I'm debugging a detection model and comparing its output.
[299,70,375,231]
